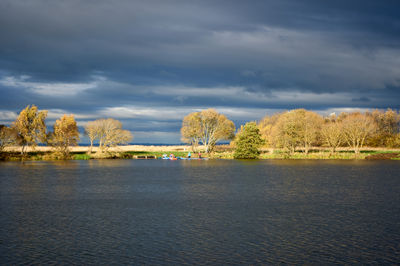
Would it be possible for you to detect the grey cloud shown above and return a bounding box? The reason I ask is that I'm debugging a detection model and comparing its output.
[1,0,400,143]
[352,97,371,102]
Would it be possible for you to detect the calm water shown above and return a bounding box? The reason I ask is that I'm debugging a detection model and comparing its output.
[1,159,400,264]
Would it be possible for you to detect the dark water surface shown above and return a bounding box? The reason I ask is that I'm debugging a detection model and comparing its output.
[1,159,400,264]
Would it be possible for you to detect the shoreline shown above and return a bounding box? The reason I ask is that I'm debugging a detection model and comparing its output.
[5,145,400,153]
[1,145,400,161]
[3,145,195,153]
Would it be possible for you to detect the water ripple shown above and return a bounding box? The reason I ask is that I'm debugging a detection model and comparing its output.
[1,160,400,264]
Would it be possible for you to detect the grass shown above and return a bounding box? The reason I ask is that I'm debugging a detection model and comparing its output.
[0,151,48,161]
[368,150,400,154]
[124,151,195,158]
[1,147,399,161]
[70,151,196,160]
[211,150,375,159]
[72,153,91,160]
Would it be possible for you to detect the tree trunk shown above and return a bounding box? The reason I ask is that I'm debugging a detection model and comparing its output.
[21,143,26,155]
[354,146,360,158]
[191,140,198,152]
[88,139,93,154]
[304,145,309,154]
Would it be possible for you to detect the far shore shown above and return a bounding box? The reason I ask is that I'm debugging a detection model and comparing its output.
[5,145,400,153]
[2,145,400,161]
[4,145,196,153]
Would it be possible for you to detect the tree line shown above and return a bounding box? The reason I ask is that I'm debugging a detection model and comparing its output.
[0,105,132,158]
[258,108,400,154]
[181,108,400,158]
[1,105,399,160]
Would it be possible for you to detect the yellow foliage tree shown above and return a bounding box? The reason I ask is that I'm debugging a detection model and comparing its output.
[12,105,48,155]
[341,112,377,155]
[181,109,235,153]
[302,110,324,154]
[271,109,323,154]
[0,125,18,152]
[181,112,202,152]
[85,118,133,153]
[368,109,400,147]
[321,121,343,154]
[272,110,303,153]
[48,114,80,158]
[84,120,99,154]
[258,112,282,149]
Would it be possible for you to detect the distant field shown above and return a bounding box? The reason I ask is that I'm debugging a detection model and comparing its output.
[5,145,400,153]
[3,145,400,160]
[4,145,197,153]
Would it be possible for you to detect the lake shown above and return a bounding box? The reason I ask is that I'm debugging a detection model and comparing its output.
[1,159,400,264]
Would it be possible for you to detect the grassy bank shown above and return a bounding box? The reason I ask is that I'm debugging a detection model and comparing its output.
[1,146,400,161]
[0,150,198,161]
[210,150,400,160]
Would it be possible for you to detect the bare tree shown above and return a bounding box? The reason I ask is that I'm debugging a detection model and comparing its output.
[321,121,343,154]
[0,125,18,152]
[84,120,99,154]
[85,118,133,153]
[341,112,377,155]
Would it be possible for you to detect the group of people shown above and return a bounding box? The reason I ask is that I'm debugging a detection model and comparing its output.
[162,152,202,159]
[186,151,202,159]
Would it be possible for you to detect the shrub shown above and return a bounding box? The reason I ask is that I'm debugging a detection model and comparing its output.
[234,122,264,159]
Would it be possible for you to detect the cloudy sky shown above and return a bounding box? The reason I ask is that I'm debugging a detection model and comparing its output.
[1,0,399,143]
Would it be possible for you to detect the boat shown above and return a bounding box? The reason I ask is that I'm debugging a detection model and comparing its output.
[160,156,208,160]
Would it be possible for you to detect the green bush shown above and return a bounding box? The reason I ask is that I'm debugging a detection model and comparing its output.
[234,122,264,159]
[72,153,91,160]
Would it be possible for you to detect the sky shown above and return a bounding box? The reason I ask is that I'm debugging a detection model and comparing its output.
[1,0,400,143]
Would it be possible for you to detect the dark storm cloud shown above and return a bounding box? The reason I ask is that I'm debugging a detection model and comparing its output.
[1,0,399,142]
[352,97,371,102]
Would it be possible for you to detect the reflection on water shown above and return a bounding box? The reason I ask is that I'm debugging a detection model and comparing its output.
[87,159,134,168]
[1,160,400,264]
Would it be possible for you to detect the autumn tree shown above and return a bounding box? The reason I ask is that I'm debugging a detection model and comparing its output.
[302,110,324,154]
[12,105,48,155]
[84,120,99,154]
[368,109,400,147]
[272,109,322,154]
[181,112,202,152]
[341,112,377,155]
[273,110,303,153]
[47,115,80,158]
[86,118,133,153]
[233,122,265,159]
[0,125,18,152]
[395,133,400,147]
[258,112,282,150]
[321,121,343,154]
[181,109,235,153]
